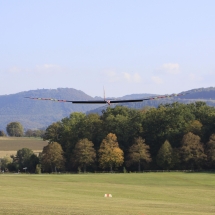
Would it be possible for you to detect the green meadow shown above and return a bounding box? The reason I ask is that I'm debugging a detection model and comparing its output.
[0,173,214,215]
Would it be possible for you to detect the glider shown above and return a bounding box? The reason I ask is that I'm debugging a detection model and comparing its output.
[25,93,187,105]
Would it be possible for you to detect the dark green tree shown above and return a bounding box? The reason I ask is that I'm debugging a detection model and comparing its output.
[142,102,195,158]
[101,106,143,150]
[0,130,6,136]
[6,122,24,137]
[28,154,40,172]
[16,148,34,171]
[25,129,45,138]
[156,140,173,170]
[188,102,215,143]
[25,129,33,137]
[43,122,63,142]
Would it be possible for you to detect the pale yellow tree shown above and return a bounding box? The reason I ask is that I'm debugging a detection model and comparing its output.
[98,133,124,172]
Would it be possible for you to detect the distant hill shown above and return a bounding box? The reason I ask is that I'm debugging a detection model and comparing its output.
[0,88,102,131]
[1,87,215,131]
[87,87,215,115]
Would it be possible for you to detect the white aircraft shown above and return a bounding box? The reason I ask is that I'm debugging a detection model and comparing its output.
[25,90,187,105]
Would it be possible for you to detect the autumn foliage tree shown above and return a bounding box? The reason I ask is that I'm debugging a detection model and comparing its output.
[205,133,215,168]
[42,102,215,171]
[41,142,65,172]
[186,120,202,136]
[127,137,151,172]
[98,133,124,172]
[180,132,206,169]
[72,138,96,172]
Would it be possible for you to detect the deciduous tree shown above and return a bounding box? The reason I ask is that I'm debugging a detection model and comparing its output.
[0,130,6,136]
[180,132,206,169]
[16,148,34,171]
[41,142,65,172]
[6,122,24,137]
[205,133,215,168]
[0,156,12,170]
[101,106,143,151]
[72,138,96,172]
[43,122,63,142]
[98,133,124,172]
[127,137,151,172]
[186,120,202,136]
[28,154,40,172]
[156,140,173,170]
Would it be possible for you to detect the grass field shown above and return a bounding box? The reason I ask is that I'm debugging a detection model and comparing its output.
[0,137,48,157]
[0,173,214,215]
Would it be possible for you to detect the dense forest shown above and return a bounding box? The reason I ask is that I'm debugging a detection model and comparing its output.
[2,101,215,172]
[36,101,215,172]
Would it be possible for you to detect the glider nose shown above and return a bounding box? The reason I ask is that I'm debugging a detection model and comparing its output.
[106,100,111,105]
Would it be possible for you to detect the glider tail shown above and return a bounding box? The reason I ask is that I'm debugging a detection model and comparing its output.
[103,86,106,101]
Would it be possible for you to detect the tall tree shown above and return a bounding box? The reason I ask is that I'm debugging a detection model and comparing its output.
[28,154,40,172]
[0,156,12,170]
[16,148,34,171]
[0,130,6,136]
[98,133,124,172]
[156,140,173,170]
[41,142,65,172]
[6,122,24,137]
[71,138,96,172]
[205,133,215,168]
[189,102,215,143]
[127,137,151,172]
[43,122,63,142]
[101,106,143,151]
[142,102,195,157]
[180,132,206,169]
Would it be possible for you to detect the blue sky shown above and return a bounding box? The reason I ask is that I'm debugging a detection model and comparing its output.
[1,0,215,97]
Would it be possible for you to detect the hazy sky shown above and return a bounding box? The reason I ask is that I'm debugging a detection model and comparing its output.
[1,0,215,97]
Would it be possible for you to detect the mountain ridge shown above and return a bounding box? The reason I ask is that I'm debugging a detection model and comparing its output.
[0,87,215,131]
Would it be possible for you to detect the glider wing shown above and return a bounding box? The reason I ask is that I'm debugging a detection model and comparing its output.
[25,93,187,104]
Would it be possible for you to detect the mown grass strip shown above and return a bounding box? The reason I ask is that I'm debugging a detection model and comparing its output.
[0,173,214,215]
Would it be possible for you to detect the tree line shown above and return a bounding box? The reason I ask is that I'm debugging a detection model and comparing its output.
[0,122,45,138]
[1,101,215,173]
[42,101,215,172]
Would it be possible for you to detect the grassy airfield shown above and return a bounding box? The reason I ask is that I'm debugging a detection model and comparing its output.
[0,173,214,215]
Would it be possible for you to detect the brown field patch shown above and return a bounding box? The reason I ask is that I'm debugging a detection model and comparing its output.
[0,137,48,152]
[0,150,42,158]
